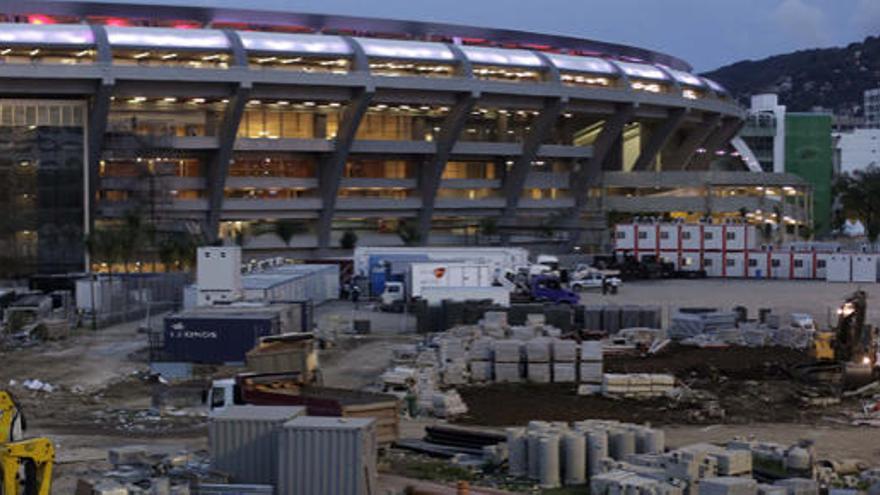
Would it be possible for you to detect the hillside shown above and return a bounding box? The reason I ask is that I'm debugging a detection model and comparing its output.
[701,36,880,113]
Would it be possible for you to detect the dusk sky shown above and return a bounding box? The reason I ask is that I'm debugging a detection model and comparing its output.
[94,0,880,72]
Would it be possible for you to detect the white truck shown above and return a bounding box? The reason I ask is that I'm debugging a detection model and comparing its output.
[569,266,622,292]
[380,261,509,311]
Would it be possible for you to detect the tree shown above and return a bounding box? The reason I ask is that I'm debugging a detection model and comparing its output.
[340,229,358,250]
[273,219,306,247]
[397,221,421,246]
[834,166,880,241]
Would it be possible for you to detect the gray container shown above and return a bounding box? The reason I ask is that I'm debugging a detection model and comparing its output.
[277,416,377,495]
[603,306,621,334]
[608,429,636,460]
[209,406,306,484]
[586,430,609,476]
[538,434,561,489]
[507,428,527,477]
[621,305,641,329]
[583,305,604,331]
[193,485,274,495]
[562,432,586,485]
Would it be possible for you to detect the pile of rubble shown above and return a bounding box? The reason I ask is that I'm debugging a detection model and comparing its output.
[75,445,232,494]
[670,310,813,349]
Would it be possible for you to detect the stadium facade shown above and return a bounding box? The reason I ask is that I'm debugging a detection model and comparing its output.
[0,1,811,273]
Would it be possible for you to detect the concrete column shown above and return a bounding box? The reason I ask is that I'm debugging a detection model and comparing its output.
[668,113,722,170]
[416,91,479,243]
[501,96,566,220]
[689,118,744,170]
[205,85,250,242]
[85,24,113,233]
[632,108,687,171]
[316,88,375,250]
[573,105,635,210]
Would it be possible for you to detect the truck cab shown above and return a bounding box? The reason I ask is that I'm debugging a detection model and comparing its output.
[531,275,579,305]
[207,378,243,412]
[379,281,406,312]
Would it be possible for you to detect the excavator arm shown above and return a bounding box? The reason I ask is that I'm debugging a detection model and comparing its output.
[1,438,54,495]
[0,391,23,444]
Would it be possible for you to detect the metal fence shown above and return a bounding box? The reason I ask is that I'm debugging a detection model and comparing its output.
[77,273,190,328]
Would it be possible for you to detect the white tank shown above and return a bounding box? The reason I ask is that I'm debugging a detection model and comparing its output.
[538,434,561,489]
[528,432,542,479]
[562,432,587,485]
[506,428,527,477]
[587,430,609,476]
[608,429,636,460]
[635,427,666,454]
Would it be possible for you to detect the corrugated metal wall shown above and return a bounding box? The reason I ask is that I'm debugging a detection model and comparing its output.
[209,406,306,484]
[277,417,377,495]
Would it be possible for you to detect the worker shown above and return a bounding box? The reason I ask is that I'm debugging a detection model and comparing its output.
[601,276,609,295]
[351,284,361,309]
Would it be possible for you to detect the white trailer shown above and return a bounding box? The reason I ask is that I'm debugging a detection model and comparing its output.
[420,286,511,307]
[791,252,814,279]
[826,254,852,283]
[702,225,724,251]
[702,252,723,278]
[746,251,770,279]
[635,224,658,252]
[724,252,746,278]
[408,262,499,298]
[196,246,242,306]
[851,254,879,283]
[353,246,529,279]
[680,224,702,251]
[658,224,679,251]
[723,224,758,251]
[770,252,792,279]
[614,224,636,251]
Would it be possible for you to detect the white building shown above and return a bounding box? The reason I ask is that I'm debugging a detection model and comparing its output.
[740,94,787,173]
[835,128,880,174]
[865,88,880,129]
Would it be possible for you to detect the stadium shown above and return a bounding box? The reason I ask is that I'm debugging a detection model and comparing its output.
[0,0,811,273]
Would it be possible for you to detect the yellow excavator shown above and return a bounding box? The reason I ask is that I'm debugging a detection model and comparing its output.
[803,290,878,388]
[0,390,54,494]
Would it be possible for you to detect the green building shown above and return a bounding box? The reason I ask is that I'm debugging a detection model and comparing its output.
[785,113,833,234]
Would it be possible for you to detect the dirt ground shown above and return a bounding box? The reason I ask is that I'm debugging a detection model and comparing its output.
[4,279,880,490]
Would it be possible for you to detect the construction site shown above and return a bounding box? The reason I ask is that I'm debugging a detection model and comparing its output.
[2,240,880,494]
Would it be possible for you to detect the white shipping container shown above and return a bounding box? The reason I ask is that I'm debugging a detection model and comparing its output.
[635,224,658,252]
[770,252,792,279]
[722,224,758,251]
[852,254,879,283]
[746,252,769,279]
[724,252,745,278]
[679,252,702,273]
[680,225,702,251]
[353,247,528,279]
[702,252,723,278]
[408,262,498,298]
[703,225,724,251]
[420,286,510,307]
[791,252,814,279]
[614,224,636,251]
[658,224,679,251]
[826,254,852,283]
[197,246,242,292]
[815,252,830,280]
[660,251,680,271]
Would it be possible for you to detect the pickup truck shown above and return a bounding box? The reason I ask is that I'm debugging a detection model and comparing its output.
[510,274,580,305]
[208,372,401,445]
[570,269,622,293]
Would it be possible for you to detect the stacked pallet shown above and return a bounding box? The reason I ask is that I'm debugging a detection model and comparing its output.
[552,339,578,383]
[526,338,552,383]
[602,373,675,398]
[580,341,604,393]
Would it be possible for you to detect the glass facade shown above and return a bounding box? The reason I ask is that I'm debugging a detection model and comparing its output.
[0,100,85,276]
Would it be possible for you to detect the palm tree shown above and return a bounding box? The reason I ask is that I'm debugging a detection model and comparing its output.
[273,219,306,247]
[340,229,358,250]
[397,221,421,246]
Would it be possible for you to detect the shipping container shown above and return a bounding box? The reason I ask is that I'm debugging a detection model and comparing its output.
[659,251,680,270]
[209,405,305,484]
[635,224,658,252]
[724,252,745,278]
[197,247,243,306]
[679,252,702,273]
[770,252,792,279]
[815,252,830,280]
[164,312,280,364]
[680,224,702,251]
[702,225,723,251]
[746,251,769,279]
[354,247,529,296]
[851,254,879,283]
[243,264,339,305]
[658,224,679,251]
[702,252,723,278]
[791,252,814,279]
[722,224,758,251]
[614,224,635,251]
[408,262,499,298]
[277,416,378,495]
[826,254,852,282]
